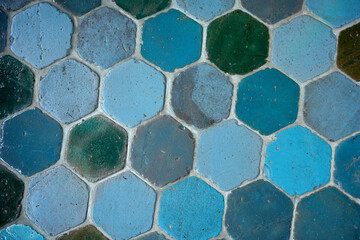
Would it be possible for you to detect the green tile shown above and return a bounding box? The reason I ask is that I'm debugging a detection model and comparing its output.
[57,225,108,240]
[114,0,170,19]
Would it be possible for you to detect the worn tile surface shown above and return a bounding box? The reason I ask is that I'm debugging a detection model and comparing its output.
[135,232,168,240]
[0,224,45,240]
[57,225,108,240]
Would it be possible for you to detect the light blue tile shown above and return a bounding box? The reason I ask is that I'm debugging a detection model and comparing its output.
[0,225,45,240]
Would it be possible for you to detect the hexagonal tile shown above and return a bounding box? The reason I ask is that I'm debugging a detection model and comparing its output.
[141,9,202,72]
[0,108,62,176]
[54,0,101,16]
[0,0,32,11]
[272,15,336,82]
[264,126,331,196]
[334,133,360,199]
[295,187,360,239]
[226,180,293,239]
[306,0,360,28]
[76,7,136,69]
[10,3,73,69]
[0,224,45,240]
[235,68,299,135]
[57,225,108,240]
[176,0,234,21]
[131,115,195,187]
[196,120,262,191]
[0,55,34,120]
[304,72,360,141]
[158,177,224,240]
[337,22,360,81]
[0,165,24,227]
[67,116,128,182]
[26,166,89,236]
[136,232,168,240]
[39,59,99,124]
[0,10,6,52]
[241,0,303,24]
[207,10,269,75]
[115,0,170,19]
[92,171,156,240]
[102,59,165,127]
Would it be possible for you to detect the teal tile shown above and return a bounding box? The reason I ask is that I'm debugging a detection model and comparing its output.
[0,0,31,11]
[0,10,6,52]
[0,224,45,240]
[54,0,101,16]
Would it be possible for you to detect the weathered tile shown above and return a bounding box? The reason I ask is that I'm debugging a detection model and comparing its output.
[207,10,269,75]
[295,187,360,239]
[171,63,232,129]
[131,115,194,187]
[0,165,24,227]
[236,68,299,135]
[54,0,101,16]
[67,116,127,182]
[10,3,72,69]
[272,15,336,82]
[264,126,331,196]
[102,59,165,127]
[76,7,136,69]
[0,10,6,52]
[0,108,62,176]
[115,0,170,19]
[57,225,108,240]
[141,9,202,72]
[26,166,89,236]
[176,0,234,21]
[337,22,360,81]
[226,180,293,239]
[334,133,360,199]
[0,224,45,240]
[0,55,34,120]
[304,72,360,141]
[136,232,168,240]
[196,120,262,191]
[92,171,156,240]
[39,59,99,124]
[158,177,224,240]
[0,0,32,11]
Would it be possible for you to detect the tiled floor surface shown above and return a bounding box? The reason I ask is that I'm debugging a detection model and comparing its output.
[1,0,360,239]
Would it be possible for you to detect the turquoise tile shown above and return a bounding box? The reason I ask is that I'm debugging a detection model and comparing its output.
[226,180,293,239]
[0,10,6,52]
[10,3,73,69]
[26,166,89,236]
[264,126,331,196]
[76,7,136,69]
[196,120,262,191]
[158,177,224,240]
[304,72,360,141]
[0,0,31,11]
[102,59,165,127]
[141,9,202,72]
[236,68,299,135]
[54,0,101,16]
[0,224,45,240]
[92,171,156,240]
[0,108,62,176]
[272,15,336,82]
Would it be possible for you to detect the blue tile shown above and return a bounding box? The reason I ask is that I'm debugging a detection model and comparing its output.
[158,177,224,240]
[102,59,165,127]
[136,232,168,240]
[0,108,62,176]
[0,0,31,11]
[141,9,202,72]
[0,224,45,240]
[10,3,73,69]
[264,126,331,196]
[196,120,262,191]
[93,171,156,240]
[0,10,6,52]
[54,0,101,16]
[304,72,360,141]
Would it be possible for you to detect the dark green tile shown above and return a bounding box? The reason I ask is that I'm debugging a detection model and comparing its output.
[114,0,170,19]
[54,0,101,16]
[67,116,127,182]
[57,225,108,240]
[206,10,269,75]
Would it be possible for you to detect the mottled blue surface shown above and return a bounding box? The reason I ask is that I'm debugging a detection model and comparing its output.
[264,126,331,196]
[176,0,234,21]
[304,72,360,141]
[0,108,62,176]
[10,3,72,69]
[26,166,89,235]
[335,133,360,199]
[295,187,360,239]
[226,180,293,240]
[272,15,336,82]
[236,69,299,135]
[0,224,45,240]
[137,232,168,240]
[77,7,136,69]
[0,10,6,52]
[141,9,202,72]
[196,120,262,191]
[0,0,31,11]
[102,59,165,127]
[158,177,223,240]
[93,171,156,240]
[306,0,360,28]
[54,0,101,16]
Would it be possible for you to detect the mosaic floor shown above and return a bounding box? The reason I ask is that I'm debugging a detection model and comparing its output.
[0,0,360,239]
